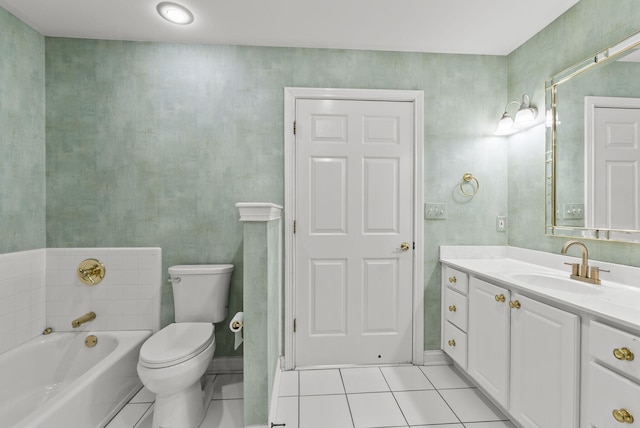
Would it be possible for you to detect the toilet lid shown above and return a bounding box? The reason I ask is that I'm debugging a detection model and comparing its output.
[139,323,214,368]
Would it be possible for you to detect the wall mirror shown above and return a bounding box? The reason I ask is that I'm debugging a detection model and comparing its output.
[546,29,640,242]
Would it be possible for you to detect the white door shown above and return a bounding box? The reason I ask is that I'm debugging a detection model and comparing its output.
[468,278,511,408]
[509,294,579,428]
[294,98,414,367]
[586,98,640,229]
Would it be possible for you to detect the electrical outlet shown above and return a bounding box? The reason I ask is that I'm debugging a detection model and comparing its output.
[496,216,507,232]
[425,203,447,220]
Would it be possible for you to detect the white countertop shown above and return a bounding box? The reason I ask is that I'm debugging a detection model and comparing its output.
[440,246,640,332]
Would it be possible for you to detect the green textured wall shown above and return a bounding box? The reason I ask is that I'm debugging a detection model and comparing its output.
[44,39,508,353]
[507,0,640,263]
[0,7,45,253]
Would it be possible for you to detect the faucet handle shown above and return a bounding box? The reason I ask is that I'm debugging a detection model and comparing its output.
[564,262,580,276]
[590,266,610,283]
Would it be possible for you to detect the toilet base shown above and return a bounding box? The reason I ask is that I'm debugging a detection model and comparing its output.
[152,375,213,428]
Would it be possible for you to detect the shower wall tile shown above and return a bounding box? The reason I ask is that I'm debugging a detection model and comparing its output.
[0,7,46,254]
[45,247,161,332]
[0,249,46,354]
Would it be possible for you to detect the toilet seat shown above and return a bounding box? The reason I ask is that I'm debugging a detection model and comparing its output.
[139,323,214,369]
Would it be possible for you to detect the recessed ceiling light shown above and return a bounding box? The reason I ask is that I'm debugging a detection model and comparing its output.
[156,2,194,25]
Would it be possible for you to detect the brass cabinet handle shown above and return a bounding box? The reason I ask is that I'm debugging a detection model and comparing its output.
[495,294,506,303]
[613,408,634,423]
[448,339,456,347]
[509,300,521,309]
[613,347,635,361]
[448,276,457,283]
[448,305,457,312]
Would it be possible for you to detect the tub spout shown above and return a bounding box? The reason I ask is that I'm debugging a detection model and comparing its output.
[71,312,96,328]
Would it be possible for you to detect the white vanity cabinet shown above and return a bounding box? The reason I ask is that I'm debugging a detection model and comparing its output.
[458,275,580,428]
[441,266,469,368]
[587,321,640,427]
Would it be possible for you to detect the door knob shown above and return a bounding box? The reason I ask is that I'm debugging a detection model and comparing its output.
[400,242,410,252]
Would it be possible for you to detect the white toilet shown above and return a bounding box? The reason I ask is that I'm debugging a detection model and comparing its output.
[137,264,234,428]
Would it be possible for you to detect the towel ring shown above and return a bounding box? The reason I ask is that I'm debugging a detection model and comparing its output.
[460,173,479,197]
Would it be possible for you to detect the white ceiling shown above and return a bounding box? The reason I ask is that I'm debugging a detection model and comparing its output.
[0,0,580,55]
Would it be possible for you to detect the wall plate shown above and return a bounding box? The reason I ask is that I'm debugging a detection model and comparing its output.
[425,203,447,220]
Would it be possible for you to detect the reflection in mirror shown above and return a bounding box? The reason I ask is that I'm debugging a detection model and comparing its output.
[546,30,640,242]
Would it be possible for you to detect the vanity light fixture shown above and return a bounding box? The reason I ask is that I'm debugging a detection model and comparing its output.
[494,94,538,135]
[157,2,194,25]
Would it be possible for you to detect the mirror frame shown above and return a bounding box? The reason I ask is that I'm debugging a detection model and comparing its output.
[546,29,640,243]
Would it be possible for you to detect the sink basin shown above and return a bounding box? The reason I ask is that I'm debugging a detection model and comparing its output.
[504,272,603,295]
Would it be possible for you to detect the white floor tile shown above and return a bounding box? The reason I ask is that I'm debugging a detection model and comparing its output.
[129,386,156,404]
[299,369,345,396]
[411,425,463,428]
[348,392,407,428]
[279,370,299,397]
[213,373,244,400]
[381,366,434,391]
[341,367,389,393]
[463,422,515,428]
[275,396,299,428]
[133,405,153,428]
[299,394,353,428]
[105,403,152,428]
[201,398,244,428]
[439,389,506,423]
[394,390,459,426]
[419,365,474,389]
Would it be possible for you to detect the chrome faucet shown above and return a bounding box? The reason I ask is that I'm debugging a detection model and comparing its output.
[560,240,606,284]
[71,311,96,328]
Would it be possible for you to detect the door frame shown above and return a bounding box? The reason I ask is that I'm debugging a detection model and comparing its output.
[283,87,424,370]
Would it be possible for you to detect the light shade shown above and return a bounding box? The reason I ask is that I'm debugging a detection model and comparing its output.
[157,2,194,25]
[494,95,537,135]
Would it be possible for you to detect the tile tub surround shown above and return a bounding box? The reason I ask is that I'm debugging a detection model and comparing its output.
[46,248,161,332]
[440,245,640,331]
[0,249,46,354]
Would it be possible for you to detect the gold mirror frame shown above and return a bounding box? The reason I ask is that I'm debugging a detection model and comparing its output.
[546,29,640,243]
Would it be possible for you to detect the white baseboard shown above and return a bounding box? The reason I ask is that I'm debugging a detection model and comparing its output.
[422,350,452,366]
[207,356,243,374]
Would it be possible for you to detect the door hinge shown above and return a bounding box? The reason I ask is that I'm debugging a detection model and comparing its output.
[293,120,296,135]
[413,242,415,250]
[293,318,296,332]
[293,220,296,234]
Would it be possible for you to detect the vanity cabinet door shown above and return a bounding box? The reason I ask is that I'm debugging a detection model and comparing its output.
[509,294,580,428]
[468,278,511,408]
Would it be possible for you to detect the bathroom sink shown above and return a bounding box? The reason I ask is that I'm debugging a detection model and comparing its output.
[504,272,603,295]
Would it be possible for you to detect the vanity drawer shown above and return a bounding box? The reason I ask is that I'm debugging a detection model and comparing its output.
[590,321,640,383]
[443,321,467,369]
[443,265,469,295]
[444,287,468,332]
[587,362,640,427]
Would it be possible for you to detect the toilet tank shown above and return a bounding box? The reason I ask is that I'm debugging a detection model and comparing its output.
[168,264,234,323]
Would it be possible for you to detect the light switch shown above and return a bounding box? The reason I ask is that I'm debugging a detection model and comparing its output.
[425,203,447,220]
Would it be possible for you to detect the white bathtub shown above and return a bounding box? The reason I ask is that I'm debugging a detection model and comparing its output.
[0,330,151,428]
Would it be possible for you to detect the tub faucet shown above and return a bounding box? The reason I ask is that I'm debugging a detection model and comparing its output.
[560,240,606,284]
[71,311,96,328]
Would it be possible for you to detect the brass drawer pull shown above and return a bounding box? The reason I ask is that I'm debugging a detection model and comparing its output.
[495,294,506,303]
[613,408,634,423]
[448,305,457,312]
[509,300,521,309]
[448,339,456,347]
[448,276,457,283]
[613,347,635,361]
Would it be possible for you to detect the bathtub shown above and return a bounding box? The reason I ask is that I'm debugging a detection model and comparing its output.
[0,330,151,428]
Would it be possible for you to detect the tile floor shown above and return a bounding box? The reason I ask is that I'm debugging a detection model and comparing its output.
[106,365,515,428]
